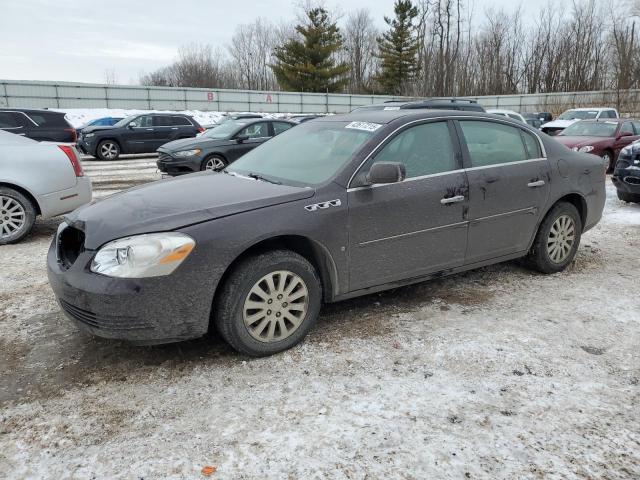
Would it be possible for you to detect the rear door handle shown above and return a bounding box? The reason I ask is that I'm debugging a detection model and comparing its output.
[171,127,178,130]
[527,180,545,188]
[146,128,154,131]
[440,195,465,205]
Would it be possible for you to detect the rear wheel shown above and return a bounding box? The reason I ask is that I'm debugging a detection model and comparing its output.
[0,188,36,245]
[214,250,322,356]
[202,155,227,172]
[525,202,582,274]
[96,140,120,161]
[617,190,640,203]
[602,150,614,173]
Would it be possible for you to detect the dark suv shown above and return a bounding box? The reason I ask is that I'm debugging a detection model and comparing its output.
[0,108,76,143]
[352,98,485,113]
[77,113,203,161]
[49,110,605,357]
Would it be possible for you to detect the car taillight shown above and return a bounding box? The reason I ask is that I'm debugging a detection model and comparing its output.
[197,127,205,133]
[58,145,84,177]
[65,127,77,143]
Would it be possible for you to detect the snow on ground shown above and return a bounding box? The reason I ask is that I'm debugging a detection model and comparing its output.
[55,109,289,128]
[0,171,639,479]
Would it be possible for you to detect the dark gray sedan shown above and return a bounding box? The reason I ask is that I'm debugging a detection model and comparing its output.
[48,110,606,356]
[157,118,295,175]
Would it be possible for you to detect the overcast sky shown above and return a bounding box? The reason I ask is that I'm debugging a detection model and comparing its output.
[0,0,547,85]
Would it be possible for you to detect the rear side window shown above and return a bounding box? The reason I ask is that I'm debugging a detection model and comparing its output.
[0,112,20,128]
[273,122,292,135]
[620,122,634,135]
[522,130,542,158]
[153,116,172,127]
[172,116,192,126]
[27,112,69,127]
[459,121,528,167]
[633,122,640,134]
[371,121,456,178]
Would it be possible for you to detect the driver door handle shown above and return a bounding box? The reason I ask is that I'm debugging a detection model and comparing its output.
[527,180,545,188]
[440,195,465,205]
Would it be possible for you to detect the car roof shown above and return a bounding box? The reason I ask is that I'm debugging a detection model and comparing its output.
[0,130,37,145]
[0,108,65,115]
[573,118,628,123]
[568,107,616,111]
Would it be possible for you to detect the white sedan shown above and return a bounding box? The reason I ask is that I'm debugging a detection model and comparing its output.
[0,130,92,244]
[487,109,527,123]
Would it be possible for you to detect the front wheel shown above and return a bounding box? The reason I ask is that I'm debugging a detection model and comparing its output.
[525,202,582,274]
[96,140,120,161]
[202,155,227,172]
[602,150,614,173]
[214,250,322,356]
[0,188,36,245]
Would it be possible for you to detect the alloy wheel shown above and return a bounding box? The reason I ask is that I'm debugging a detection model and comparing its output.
[547,214,576,263]
[0,196,26,239]
[100,142,118,160]
[205,157,226,171]
[242,270,309,343]
[602,153,611,172]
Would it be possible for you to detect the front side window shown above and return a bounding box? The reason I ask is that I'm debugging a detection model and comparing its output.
[227,121,375,186]
[136,116,153,127]
[367,121,456,178]
[240,122,269,139]
[459,120,528,167]
[620,122,634,136]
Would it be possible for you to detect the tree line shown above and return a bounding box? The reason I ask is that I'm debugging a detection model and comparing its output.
[139,0,640,97]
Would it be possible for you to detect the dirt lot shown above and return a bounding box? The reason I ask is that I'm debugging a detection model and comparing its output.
[1,160,639,479]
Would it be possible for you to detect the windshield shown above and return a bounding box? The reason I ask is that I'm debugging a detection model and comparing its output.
[202,120,250,139]
[226,121,377,185]
[113,115,138,128]
[560,121,618,137]
[558,110,599,120]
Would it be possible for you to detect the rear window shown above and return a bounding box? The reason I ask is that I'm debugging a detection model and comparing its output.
[172,116,192,126]
[459,120,530,167]
[27,112,69,127]
[153,116,173,127]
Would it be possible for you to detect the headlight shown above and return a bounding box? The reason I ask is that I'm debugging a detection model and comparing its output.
[578,146,594,153]
[90,233,195,278]
[571,147,579,152]
[621,143,640,156]
[85,133,95,138]
[173,149,201,157]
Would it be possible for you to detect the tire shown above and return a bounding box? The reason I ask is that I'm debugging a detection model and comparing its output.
[602,150,614,173]
[214,250,322,356]
[617,190,640,203]
[0,188,36,245]
[525,202,582,274]
[96,140,120,161]
[201,154,227,172]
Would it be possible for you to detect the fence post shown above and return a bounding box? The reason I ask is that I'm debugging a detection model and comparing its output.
[1,82,8,107]
[184,88,188,110]
[104,86,109,109]
[147,88,151,110]
[326,90,329,113]
[54,84,60,108]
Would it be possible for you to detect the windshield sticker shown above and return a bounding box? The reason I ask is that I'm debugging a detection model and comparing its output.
[345,121,383,132]
[383,106,401,111]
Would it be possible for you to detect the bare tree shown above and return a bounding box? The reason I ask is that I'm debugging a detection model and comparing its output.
[343,9,378,93]
[228,18,279,90]
[103,68,118,85]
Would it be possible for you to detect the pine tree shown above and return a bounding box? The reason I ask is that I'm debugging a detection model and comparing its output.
[271,8,349,92]
[376,0,421,95]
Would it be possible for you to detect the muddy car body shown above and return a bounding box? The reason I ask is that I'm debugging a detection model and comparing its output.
[48,110,606,356]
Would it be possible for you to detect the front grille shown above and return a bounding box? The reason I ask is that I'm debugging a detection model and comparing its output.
[624,176,640,185]
[59,299,151,331]
[57,226,85,270]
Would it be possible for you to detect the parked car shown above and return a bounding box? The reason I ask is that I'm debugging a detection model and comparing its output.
[522,113,545,129]
[554,119,640,172]
[541,108,619,136]
[76,116,124,135]
[288,114,326,124]
[77,113,203,161]
[0,130,91,244]
[157,118,295,175]
[612,141,640,203]
[0,108,76,143]
[215,114,264,126]
[487,109,527,123]
[48,110,605,356]
[352,97,485,113]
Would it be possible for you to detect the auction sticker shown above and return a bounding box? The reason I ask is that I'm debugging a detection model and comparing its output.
[345,121,382,132]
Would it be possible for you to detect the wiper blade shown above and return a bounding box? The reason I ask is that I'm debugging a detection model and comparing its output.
[248,172,281,185]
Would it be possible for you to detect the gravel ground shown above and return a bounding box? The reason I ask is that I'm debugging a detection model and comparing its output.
[1,160,639,479]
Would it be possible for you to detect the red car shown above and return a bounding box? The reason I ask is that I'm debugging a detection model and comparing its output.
[555,119,640,172]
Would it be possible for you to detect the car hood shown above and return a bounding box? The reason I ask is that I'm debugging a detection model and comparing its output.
[82,125,118,134]
[541,119,579,129]
[554,136,611,149]
[65,172,315,249]
[158,136,231,152]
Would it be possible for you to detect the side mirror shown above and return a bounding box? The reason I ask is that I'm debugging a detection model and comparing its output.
[235,134,249,143]
[366,162,406,185]
[128,122,137,129]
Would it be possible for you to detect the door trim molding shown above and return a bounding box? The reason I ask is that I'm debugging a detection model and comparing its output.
[358,220,468,247]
